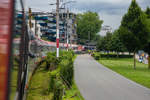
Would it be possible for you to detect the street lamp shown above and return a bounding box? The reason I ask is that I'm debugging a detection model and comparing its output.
[60,0,76,8]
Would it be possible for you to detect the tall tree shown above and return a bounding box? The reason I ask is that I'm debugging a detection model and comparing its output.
[111,30,127,56]
[97,36,106,51]
[145,7,150,18]
[144,7,150,69]
[97,32,113,53]
[104,32,113,52]
[119,0,150,69]
[77,11,103,44]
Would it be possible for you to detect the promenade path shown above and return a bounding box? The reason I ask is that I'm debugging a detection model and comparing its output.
[74,54,150,100]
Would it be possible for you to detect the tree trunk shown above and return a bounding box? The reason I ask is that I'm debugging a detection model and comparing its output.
[129,52,131,55]
[134,52,136,70]
[117,52,119,58]
[148,55,150,69]
[107,51,109,59]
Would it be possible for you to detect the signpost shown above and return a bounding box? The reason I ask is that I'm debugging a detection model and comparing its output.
[0,0,15,100]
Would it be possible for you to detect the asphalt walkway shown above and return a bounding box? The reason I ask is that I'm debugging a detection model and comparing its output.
[74,54,150,100]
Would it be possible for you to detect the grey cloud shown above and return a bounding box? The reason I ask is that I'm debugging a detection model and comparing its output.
[74,1,129,15]
[18,0,150,31]
[74,0,150,31]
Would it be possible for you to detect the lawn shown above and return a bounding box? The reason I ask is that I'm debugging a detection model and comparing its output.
[98,58,150,88]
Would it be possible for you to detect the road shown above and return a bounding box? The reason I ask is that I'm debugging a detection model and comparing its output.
[74,54,150,100]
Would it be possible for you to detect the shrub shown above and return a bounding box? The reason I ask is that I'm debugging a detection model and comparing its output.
[53,80,64,100]
[100,54,133,58]
[49,69,64,100]
[49,69,59,92]
[45,51,75,99]
[46,52,60,70]
[59,59,74,88]
[92,52,101,60]
[38,52,60,70]
[92,52,133,59]
[60,51,74,61]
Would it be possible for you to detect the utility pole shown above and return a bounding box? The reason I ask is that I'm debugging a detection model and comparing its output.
[70,13,75,50]
[56,0,60,57]
[17,5,26,100]
[67,9,69,51]
[17,2,29,100]
[88,31,90,50]
[29,8,32,29]
[35,20,37,36]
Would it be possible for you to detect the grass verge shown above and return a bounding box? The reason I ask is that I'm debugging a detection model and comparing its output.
[27,66,53,100]
[63,80,84,100]
[10,65,18,100]
[98,58,150,88]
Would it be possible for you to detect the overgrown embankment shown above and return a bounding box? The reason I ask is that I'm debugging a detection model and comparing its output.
[27,51,84,100]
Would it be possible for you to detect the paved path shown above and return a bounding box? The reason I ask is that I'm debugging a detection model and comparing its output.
[74,54,150,100]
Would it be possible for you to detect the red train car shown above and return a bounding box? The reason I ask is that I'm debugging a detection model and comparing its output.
[0,0,15,100]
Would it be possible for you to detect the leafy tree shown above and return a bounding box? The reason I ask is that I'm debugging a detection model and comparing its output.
[77,11,103,44]
[97,36,106,51]
[97,30,126,58]
[97,32,113,54]
[104,32,113,52]
[119,0,150,69]
[145,7,150,18]
[111,30,127,56]
[143,43,150,69]
[118,26,137,53]
[144,7,150,69]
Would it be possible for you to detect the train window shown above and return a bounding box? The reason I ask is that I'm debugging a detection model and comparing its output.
[9,0,21,99]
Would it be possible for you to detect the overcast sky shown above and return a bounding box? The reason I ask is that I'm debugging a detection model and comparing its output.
[20,0,150,33]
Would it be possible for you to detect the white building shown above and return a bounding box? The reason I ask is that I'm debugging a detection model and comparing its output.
[100,25,112,36]
[29,20,42,38]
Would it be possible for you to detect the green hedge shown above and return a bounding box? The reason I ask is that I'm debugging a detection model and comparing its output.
[92,52,133,60]
[60,59,74,88]
[49,69,60,92]
[92,52,101,60]
[46,52,60,70]
[49,69,64,100]
[46,51,75,100]
[60,51,74,61]
[100,54,133,58]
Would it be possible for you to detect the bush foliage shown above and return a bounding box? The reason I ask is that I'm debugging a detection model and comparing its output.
[92,52,133,60]
[39,50,75,100]
[60,59,74,88]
